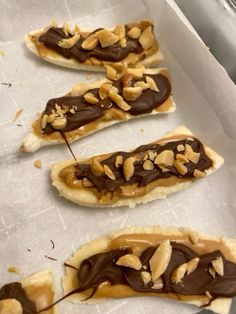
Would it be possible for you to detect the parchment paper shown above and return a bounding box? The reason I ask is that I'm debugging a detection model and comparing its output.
[0,0,236,313]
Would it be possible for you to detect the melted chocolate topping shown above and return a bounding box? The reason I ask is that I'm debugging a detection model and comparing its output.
[75,243,236,299]
[39,26,143,63]
[43,73,171,135]
[70,138,212,192]
[0,282,37,314]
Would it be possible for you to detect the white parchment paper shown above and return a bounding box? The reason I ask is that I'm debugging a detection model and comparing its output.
[0,0,236,313]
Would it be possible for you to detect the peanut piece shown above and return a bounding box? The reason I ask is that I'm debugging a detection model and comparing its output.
[149,240,172,281]
[184,144,200,164]
[114,24,126,40]
[116,254,142,270]
[123,86,142,101]
[51,117,67,129]
[146,76,159,92]
[115,155,123,167]
[127,26,142,39]
[193,169,206,178]
[99,82,112,99]
[41,114,48,129]
[141,271,152,285]
[58,34,80,48]
[186,257,200,275]
[96,29,119,48]
[0,299,23,314]
[81,34,98,50]
[123,157,135,181]
[154,150,174,167]
[171,262,187,284]
[134,81,150,90]
[211,256,224,276]
[127,67,145,79]
[90,157,104,176]
[104,164,116,180]
[139,26,155,49]
[108,90,131,111]
[82,178,94,187]
[143,160,154,170]
[177,144,185,152]
[84,93,99,104]
[174,160,188,175]
[152,277,164,289]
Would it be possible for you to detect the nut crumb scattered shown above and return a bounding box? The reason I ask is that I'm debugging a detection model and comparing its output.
[12,108,23,122]
[34,159,42,169]
[8,266,20,275]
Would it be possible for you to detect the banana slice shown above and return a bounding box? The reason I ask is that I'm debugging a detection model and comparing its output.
[51,126,224,208]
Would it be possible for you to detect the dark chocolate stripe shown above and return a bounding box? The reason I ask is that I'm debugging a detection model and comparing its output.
[75,243,236,299]
[43,73,171,134]
[71,138,212,192]
[39,26,143,62]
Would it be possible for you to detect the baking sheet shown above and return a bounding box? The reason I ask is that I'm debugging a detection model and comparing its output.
[0,0,236,313]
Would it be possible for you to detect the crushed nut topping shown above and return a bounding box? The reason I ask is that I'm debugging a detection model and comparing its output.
[41,114,48,129]
[193,169,206,178]
[184,144,200,164]
[81,34,98,50]
[123,86,142,101]
[152,277,164,289]
[123,157,135,181]
[127,26,142,39]
[126,67,145,79]
[211,256,224,276]
[146,76,159,92]
[209,266,216,278]
[171,262,187,284]
[58,34,80,48]
[105,65,122,81]
[104,164,116,180]
[154,150,174,167]
[96,29,119,48]
[116,254,142,270]
[114,24,126,40]
[84,93,99,104]
[174,160,188,175]
[108,90,131,111]
[134,80,150,90]
[205,291,213,299]
[176,153,189,164]
[82,177,94,187]
[139,26,155,50]
[34,159,42,169]
[143,159,154,170]
[149,240,172,281]
[90,157,104,176]
[99,82,112,99]
[115,155,123,168]
[186,257,200,275]
[51,116,67,129]
[177,144,185,152]
[141,271,152,285]
[62,22,71,36]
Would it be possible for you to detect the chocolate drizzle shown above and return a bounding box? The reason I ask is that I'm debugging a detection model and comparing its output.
[72,243,236,299]
[0,282,37,314]
[68,138,212,193]
[42,73,171,135]
[39,26,143,63]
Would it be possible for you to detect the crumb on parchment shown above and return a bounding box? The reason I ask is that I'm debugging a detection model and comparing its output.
[8,266,20,275]
[34,159,42,169]
[12,108,23,122]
